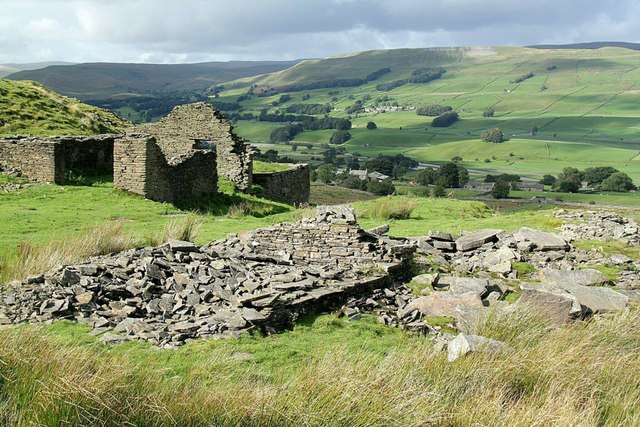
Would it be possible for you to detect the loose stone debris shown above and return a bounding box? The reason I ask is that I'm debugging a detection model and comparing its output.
[0,207,637,359]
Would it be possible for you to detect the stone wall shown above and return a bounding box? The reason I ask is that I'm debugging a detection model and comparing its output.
[0,135,117,183]
[234,205,413,274]
[0,137,63,183]
[252,164,310,206]
[114,133,217,203]
[138,103,253,190]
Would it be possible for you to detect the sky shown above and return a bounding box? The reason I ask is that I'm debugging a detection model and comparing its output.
[1,0,639,64]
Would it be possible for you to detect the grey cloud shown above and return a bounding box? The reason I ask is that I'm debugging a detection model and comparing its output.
[0,0,639,63]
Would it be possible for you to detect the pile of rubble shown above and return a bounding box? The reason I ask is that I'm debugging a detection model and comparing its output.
[559,210,640,246]
[0,206,413,348]
[1,206,637,355]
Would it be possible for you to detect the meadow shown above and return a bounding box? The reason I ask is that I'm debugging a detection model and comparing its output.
[2,179,640,425]
[225,46,640,184]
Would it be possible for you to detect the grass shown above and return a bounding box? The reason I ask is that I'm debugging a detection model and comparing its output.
[3,305,640,425]
[252,160,295,173]
[224,46,640,185]
[0,79,129,136]
[366,197,416,220]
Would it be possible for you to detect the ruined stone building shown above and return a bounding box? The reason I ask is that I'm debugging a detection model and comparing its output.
[0,102,310,205]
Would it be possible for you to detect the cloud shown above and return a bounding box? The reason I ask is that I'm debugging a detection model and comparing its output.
[0,0,639,63]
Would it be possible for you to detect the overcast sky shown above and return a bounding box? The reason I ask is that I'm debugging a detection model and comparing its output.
[1,0,639,64]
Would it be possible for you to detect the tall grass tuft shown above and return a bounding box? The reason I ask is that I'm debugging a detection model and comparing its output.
[161,214,203,243]
[368,197,416,220]
[0,221,139,282]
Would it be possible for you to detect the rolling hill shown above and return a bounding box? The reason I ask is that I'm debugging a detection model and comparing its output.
[7,60,303,100]
[0,79,130,136]
[217,45,640,180]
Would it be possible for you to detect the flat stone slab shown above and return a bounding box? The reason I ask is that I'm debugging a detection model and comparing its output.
[455,229,503,252]
[513,228,568,252]
[517,284,582,323]
[406,291,484,318]
[539,268,611,287]
[523,281,628,314]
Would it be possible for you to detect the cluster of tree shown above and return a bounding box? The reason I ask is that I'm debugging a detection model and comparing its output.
[271,94,292,106]
[482,107,495,117]
[269,117,352,142]
[415,162,469,188]
[330,130,352,144]
[366,121,377,130]
[345,100,365,114]
[485,173,521,183]
[364,154,418,177]
[510,71,535,84]
[276,67,392,93]
[257,113,313,123]
[284,103,332,115]
[431,111,459,127]
[546,65,557,71]
[551,166,636,193]
[88,91,212,123]
[481,127,505,143]
[253,149,294,164]
[491,180,511,199]
[416,104,452,116]
[376,68,445,91]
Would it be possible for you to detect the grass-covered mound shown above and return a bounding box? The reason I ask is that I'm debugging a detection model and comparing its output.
[0,79,130,136]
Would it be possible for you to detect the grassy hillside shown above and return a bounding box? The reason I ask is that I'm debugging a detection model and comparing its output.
[8,60,303,100]
[2,180,640,424]
[0,79,130,136]
[218,46,640,181]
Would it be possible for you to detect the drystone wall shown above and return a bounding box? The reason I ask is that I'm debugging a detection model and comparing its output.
[114,133,217,203]
[252,164,311,205]
[0,135,116,183]
[0,137,62,183]
[0,205,414,347]
[138,103,253,190]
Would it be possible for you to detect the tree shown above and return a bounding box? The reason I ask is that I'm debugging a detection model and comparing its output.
[416,168,436,186]
[367,179,395,195]
[481,127,504,143]
[416,105,452,116]
[456,164,470,187]
[437,162,460,188]
[330,130,351,144]
[491,180,510,199]
[482,107,495,118]
[431,111,459,127]
[393,165,408,179]
[540,175,557,186]
[316,164,336,184]
[582,166,618,186]
[600,172,635,192]
[366,158,394,176]
[341,176,366,190]
[366,121,377,130]
[554,167,582,193]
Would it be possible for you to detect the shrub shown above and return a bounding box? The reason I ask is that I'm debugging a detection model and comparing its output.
[482,107,495,117]
[368,198,415,220]
[481,127,504,143]
[431,185,446,198]
[366,121,377,130]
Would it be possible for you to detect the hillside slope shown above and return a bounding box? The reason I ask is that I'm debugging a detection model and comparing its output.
[0,79,130,136]
[7,60,303,100]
